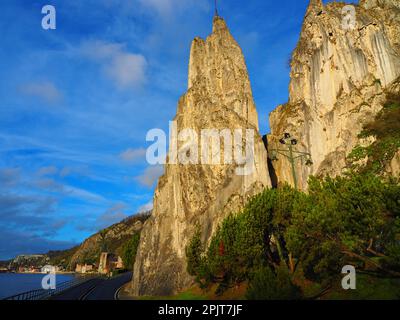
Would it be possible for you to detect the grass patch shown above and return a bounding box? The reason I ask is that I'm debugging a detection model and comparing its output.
[137,288,207,300]
[323,274,400,300]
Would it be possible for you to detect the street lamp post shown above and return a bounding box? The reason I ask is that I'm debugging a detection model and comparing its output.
[270,133,313,190]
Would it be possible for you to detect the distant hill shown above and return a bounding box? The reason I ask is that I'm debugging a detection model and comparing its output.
[0,260,11,268]
[8,254,49,270]
[65,211,151,270]
[4,211,151,271]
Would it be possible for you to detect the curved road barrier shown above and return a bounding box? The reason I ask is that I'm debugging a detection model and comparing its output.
[2,274,100,301]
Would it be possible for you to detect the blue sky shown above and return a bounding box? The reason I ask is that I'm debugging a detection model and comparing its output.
[0,0,357,260]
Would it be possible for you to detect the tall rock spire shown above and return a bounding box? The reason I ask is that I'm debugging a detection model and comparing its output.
[305,0,323,17]
[131,17,271,296]
[189,15,260,129]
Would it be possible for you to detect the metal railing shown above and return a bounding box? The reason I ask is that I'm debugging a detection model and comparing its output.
[3,274,100,301]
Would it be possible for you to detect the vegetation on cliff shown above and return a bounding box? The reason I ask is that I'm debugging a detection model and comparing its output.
[186,172,400,299]
[348,92,400,174]
[121,233,141,270]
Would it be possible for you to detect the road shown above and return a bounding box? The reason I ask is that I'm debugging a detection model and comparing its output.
[50,272,132,300]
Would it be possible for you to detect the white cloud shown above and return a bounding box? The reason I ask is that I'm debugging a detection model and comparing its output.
[95,203,128,230]
[119,147,146,162]
[80,40,147,89]
[80,41,124,60]
[135,165,163,187]
[138,201,153,213]
[64,185,106,202]
[106,53,147,88]
[35,178,64,192]
[18,81,62,104]
[59,166,90,178]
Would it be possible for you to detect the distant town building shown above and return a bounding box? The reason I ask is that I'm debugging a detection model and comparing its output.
[0,267,9,273]
[18,266,26,273]
[75,264,82,273]
[116,256,124,269]
[82,264,94,273]
[75,263,95,274]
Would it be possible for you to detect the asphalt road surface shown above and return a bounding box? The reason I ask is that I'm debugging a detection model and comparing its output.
[51,272,132,300]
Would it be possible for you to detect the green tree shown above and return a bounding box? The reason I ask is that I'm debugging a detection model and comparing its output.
[286,173,400,281]
[122,233,140,270]
[99,230,108,252]
[186,172,400,296]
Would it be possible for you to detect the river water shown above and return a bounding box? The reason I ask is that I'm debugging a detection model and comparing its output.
[0,273,76,299]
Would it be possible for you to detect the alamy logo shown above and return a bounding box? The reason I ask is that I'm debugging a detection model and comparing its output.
[41,265,56,290]
[341,5,356,30]
[341,265,356,290]
[146,121,255,176]
[42,5,56,30]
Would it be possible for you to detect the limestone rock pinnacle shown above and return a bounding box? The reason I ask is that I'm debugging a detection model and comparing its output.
[212,15,228,33]
[306,0,324,17]
[131,17,271,296]
[188,16,260,130]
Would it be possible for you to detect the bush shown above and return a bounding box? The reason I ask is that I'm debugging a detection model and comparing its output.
[204,189,277,285]
[246,265,301,300]
[186,230,212,288]
[187,172,400,297]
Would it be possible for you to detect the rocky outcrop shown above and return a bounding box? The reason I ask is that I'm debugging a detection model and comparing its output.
[131,16,271,296]
[387,149,400,176]
[268,0,400,189]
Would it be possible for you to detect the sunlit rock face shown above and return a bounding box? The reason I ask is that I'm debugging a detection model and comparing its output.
[268,0,400,189]
[131,16,271,296]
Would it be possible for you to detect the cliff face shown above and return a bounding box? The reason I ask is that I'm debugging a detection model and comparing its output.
[269,0,400,189]
[131,17,271,296]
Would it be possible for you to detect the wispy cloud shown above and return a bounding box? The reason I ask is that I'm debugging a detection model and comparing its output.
[59,166,90,178]
[35,178,65,192]
[119,147,146,163]
[0,229,77,260]
[135,165,163,188]
[18,81,62,104]
[64,185,107,203]
[95,203,128,230]
[80,40,147,89]
[0,193,59,234]
[37,166,58,177]
[138,0,176,16]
